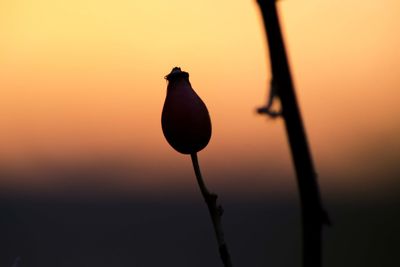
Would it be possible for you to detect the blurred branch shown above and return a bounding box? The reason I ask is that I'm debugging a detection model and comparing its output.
[256,1,330,267]
[190,153,233,267]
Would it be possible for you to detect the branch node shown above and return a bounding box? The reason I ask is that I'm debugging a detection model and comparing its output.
[257,78,282,118]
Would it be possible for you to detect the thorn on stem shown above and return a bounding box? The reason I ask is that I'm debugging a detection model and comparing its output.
[257,107,282,118]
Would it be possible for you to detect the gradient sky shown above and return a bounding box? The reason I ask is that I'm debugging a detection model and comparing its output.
[0,0,399,196]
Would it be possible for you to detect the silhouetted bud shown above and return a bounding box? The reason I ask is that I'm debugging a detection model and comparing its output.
[161,67,212,154]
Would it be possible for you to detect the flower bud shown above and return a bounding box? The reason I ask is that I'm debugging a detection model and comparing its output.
[161,67,212,154]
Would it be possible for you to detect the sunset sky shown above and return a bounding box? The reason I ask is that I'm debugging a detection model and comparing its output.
[0,0,399,196]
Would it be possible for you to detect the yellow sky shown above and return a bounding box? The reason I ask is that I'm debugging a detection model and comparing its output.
[0,0,399,195]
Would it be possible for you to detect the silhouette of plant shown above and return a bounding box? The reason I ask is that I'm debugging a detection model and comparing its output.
[256,1,330,267]
[161,67,233,267]
[160,3,332,267]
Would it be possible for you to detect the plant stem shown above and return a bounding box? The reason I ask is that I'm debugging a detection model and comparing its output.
[256,1,330,267]
[190,153,233,267]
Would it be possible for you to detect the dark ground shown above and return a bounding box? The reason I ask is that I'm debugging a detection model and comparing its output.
[0,191,399,267]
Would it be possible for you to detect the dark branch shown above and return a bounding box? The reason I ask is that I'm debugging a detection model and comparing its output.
[257,1,330,267]
[190,153,233,267]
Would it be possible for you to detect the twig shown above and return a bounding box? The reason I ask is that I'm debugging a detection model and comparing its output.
[256,1,330,267]
[190,153,233,267]
[257,78,282,118]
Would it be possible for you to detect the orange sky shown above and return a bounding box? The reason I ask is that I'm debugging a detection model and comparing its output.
[0,0,399,196]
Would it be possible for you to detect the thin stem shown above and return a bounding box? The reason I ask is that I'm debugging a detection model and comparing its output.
[190,153,233,267]
[256,1,330,267]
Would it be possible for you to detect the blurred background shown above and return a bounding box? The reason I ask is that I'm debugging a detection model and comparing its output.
[0,0,399,266]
